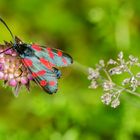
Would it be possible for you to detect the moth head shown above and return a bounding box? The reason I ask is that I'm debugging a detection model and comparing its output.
[13,36,27,50]
[15,36,23,45]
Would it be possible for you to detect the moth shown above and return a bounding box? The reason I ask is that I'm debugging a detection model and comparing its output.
[0,18,73,94]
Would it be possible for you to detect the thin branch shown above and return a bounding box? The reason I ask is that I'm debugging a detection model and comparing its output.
[116,85,140,97]
[103,68,113,82]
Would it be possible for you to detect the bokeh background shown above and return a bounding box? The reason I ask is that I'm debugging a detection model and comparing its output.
[0,0,140,140]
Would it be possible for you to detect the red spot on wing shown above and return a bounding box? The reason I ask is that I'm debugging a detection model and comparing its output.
[62,58,67,65]
[22,58,33,67]
[47,48,54,59]
[58,50,62,57]
[32,72,37,77]
[40,80,47,86]
[46,47,51,51]
[49,51,54,59]
[32,44,42,51]
[50,62,55,67]
[37,70,46,76]
[40,58,52,69]
[32,70,46,78]
[49,81,56,86]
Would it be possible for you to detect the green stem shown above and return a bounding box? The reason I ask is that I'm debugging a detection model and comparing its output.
[124,89,140,97]
[103,68,113,82]
[116,85,140,97]
[72,61,88,75]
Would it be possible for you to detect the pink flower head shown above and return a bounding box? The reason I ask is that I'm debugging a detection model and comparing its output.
[0,43,32,96]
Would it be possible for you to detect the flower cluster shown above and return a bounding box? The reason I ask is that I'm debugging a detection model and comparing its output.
[0,42,32,96]
[88,52,140,108]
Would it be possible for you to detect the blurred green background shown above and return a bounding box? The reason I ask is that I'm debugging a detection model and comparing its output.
[0,0,140,140]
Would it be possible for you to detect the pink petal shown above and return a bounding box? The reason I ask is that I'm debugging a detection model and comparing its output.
[4,74,8,80]
[0,53,4,58]
[27,74,33,80]
[12,52,17,56]
[8,74,14,79]
[9,79,17,87]
[0,58,5,63]
[5,49,13,55]
[0,72,4,79]
[21,77,28,84]
[0,63,4,71]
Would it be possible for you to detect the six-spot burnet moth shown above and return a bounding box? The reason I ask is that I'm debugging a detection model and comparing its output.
[0,18,73,95]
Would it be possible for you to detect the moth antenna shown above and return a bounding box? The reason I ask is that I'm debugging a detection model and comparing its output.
[0,17,15,44]
[0,18,15,54]
[0,46,13,55]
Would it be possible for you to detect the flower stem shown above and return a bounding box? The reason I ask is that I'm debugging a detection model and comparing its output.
[72,61,88,75]
[103,68,113,82]
[124,89,140,97]
[117,85,140,97]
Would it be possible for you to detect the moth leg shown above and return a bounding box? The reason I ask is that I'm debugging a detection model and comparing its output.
[18,68,23,77]
[14,64,23,78]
